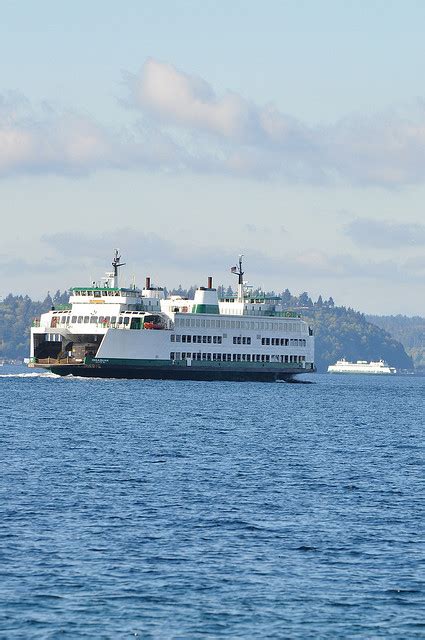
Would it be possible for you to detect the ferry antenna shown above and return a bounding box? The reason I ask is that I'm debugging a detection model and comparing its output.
[237,254,244,286]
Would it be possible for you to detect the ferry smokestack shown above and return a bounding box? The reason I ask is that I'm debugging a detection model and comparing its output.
[145,276,151,289]
[208,276,213,289]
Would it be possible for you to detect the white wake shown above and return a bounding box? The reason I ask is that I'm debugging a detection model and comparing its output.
[0,372,60,378]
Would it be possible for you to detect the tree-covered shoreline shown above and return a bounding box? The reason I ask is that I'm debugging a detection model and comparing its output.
[0,291,69,362]
[0,287,419,372]
[367,315,425,371]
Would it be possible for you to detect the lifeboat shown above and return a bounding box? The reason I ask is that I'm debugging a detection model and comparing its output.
[143,322,162,330]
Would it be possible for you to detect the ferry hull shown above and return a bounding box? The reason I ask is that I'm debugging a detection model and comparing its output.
[37,361,310,382]
[327,369,395,375]
[29,252,316,383]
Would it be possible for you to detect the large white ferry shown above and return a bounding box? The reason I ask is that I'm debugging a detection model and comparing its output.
[327,359,396,375]
[29,252,315,382]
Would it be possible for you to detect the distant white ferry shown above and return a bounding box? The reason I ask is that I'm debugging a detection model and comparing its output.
[327,359,397,375]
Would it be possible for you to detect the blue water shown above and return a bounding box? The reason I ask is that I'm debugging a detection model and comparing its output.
[0,366,424,638]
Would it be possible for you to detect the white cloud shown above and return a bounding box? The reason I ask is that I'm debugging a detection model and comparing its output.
[0,97,106,176]
[3,60,425,187]
[130,59,425,187]
[0,93,186,177]
[133,58,262,140]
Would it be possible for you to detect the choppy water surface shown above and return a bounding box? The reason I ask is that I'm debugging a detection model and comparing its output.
[0,367,424,638]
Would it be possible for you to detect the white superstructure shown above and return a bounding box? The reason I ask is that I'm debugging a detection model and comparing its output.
[327,359,396,375]
[29,251,315,381]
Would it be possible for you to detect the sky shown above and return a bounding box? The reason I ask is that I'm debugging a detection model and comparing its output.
[1,0,425,315]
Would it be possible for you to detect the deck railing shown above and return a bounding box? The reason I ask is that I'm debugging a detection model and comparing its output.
[32,356,83,365]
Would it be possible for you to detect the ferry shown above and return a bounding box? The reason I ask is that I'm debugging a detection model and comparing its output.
[29,251,315,382]
[327,359,396,375]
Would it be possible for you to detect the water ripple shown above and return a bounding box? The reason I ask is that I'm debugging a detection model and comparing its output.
[0,368,424,637]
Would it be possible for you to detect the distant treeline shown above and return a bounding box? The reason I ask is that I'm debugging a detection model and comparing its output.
[0,287,417,372]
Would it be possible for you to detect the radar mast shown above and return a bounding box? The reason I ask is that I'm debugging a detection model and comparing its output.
[111,249,125,287]
[231,254,244,302]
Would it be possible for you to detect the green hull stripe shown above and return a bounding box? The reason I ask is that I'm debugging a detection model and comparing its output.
[92,357,306,370]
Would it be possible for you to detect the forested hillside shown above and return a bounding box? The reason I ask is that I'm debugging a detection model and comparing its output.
[0,287,414,372]
[303,307,413,372]
[0,291,69,360]
[367,315,425,370]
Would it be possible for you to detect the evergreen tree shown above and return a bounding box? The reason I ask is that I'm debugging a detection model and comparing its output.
[281,288,292,306]
[298,292,313,307]
[43,292,53,308]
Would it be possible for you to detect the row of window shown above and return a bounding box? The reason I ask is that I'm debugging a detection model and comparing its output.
[170,352,306,363]
[73,290,139,298]
[52,311,308,335]
[170,334,306,347]
[261,338,307,347]
[171,334,223,344]
[73,290,121,297]
[74,315,119,324]
[55,315,131,326]
[175,317,306,333]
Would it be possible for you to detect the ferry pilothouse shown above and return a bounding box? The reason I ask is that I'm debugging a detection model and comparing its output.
[29,251,315,381]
